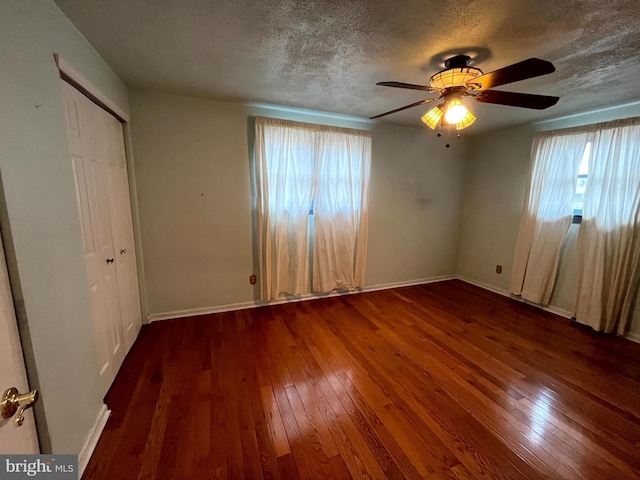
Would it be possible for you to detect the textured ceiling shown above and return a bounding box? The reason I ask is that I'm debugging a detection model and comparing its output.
[55,0,640,132]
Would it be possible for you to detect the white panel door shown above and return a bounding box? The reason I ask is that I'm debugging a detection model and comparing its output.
[0,234,39,454]
[61,81,125,396]
[102,111,142,351]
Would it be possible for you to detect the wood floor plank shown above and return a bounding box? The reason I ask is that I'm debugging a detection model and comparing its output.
[277,453,301,480]
[209,316,229,479]
[219,314,246,479]
[83,280,640,479]
[261,385,291,458]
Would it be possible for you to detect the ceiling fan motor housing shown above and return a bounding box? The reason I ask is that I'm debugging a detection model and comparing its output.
[429,54,483,90]
[444,55,472,69]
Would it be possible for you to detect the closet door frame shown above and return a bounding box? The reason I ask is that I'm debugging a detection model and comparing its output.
[55,54,148,334]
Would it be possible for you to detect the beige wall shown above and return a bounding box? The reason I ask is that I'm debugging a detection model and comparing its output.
[457,103,640,338]
[0,0,129,453]
[129,90,466,316]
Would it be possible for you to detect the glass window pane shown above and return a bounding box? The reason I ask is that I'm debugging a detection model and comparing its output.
[573,142,591,216]
[578,142,590,175]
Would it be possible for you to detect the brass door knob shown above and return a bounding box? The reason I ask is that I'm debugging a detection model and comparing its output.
[1,387,39,426]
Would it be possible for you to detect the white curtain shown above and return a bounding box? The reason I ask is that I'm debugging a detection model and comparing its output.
[313,128,371,292]
[255,117,316,300]
[510,131,589,304]
[575,118,640,333]
[255,117,371,301]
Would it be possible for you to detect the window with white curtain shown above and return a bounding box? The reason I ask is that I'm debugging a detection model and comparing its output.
[254,116,372,301]
[511,117,640,335]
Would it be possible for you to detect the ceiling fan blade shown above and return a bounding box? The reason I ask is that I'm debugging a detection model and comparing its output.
[475,90,559,109]
[468,58,555,90]
[370,98,439,119]
[376,81,438,92]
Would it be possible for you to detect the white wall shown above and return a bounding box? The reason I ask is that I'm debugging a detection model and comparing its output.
[0,0,129,452]
[457,102,640,338]
[129,90,466,317]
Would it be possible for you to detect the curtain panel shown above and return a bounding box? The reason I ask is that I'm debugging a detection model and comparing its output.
[510,131,589,304]
[255,116,372,301]
[255,118,316,299]
[575,118,640,334]
[313,129,371,293]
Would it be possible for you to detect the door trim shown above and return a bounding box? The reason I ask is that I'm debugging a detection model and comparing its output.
[54,53,129,122]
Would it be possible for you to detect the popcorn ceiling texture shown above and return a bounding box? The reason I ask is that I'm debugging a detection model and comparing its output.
[55,0,640,132]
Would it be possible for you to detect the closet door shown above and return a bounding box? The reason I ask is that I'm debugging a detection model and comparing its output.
[61,80,125,395]
[102,111,142,351]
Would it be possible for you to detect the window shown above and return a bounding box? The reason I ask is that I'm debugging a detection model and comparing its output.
[572,141,591,222]
[255,117,372,300]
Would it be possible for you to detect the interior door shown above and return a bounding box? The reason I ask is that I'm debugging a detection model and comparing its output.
[61,80,125,396]
[0,233,39,454]
[103,112,142,351]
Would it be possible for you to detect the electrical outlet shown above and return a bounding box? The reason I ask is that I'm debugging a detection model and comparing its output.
[249,274,257,285]
[496,265,502,274]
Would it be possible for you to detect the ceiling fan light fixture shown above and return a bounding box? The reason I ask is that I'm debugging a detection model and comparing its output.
[455,109,476,130]
[421,105,444,129]
[444,99,468,125]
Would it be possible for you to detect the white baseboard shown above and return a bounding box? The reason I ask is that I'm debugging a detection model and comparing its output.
[456,275,510,297]
[362,275,456,293]
[626,332,640,344]
[78,404,110,477]
[456,275,573,319]
[147,275,457,322]
[148,300,258,322]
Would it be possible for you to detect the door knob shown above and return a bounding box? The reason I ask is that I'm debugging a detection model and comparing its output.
[1,387,39,426]
[106,258,114,264]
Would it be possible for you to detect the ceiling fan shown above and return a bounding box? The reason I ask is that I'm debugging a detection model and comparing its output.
[371,55,559,131]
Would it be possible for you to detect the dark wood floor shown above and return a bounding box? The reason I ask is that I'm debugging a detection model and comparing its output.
[82,280,640,479]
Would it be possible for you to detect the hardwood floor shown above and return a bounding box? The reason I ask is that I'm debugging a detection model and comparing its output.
[82,280,640,479]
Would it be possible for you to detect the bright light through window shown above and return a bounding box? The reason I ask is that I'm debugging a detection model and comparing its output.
[573,142,591,217]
